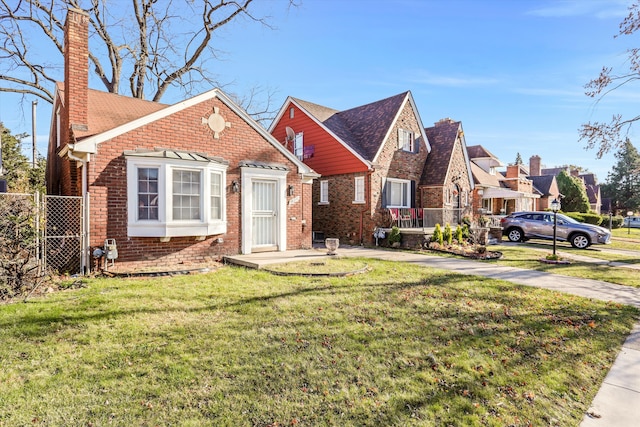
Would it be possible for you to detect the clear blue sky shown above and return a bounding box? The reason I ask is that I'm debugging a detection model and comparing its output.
[0,0,636,183]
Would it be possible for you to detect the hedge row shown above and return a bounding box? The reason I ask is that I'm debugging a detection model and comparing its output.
[562,211,624,228]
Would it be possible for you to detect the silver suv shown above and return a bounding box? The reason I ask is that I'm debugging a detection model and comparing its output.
[500,211,611,249]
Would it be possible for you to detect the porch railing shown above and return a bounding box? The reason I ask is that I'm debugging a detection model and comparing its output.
[387,208,470,228]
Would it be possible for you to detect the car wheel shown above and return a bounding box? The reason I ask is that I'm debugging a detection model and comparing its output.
[507,228,523,242]
[570,233,590,249]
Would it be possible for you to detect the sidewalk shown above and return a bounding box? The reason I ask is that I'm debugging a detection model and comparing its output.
[225,245,640,426]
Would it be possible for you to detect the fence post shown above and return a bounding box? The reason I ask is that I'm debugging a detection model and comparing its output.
[34,192,41,277]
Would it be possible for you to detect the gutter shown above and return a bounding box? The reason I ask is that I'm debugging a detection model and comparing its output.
[59,144,90,274]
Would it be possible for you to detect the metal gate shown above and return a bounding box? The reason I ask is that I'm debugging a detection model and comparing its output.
[43,195,83,275]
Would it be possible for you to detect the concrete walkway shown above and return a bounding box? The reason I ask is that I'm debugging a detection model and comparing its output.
[225,245,640,426]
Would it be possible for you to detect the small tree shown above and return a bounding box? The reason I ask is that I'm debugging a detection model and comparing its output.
[455,225,464,244]
[602,139,640,214]
[432,224,444,246]
[514,152,523,165]
[443,223,453,246]
[556,171,590,213]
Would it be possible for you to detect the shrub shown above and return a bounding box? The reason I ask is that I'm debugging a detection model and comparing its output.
[0,195,40,300]
[581,212,603,226]
[611,215,625,229]
[455,225,464,244]
[388,226,401,246]
[444,223,453,246]
[432,224,444,246]
[563,211,584,222]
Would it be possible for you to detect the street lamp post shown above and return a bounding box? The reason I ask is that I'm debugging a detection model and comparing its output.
[628,211,634,235]
[551,198,561,257]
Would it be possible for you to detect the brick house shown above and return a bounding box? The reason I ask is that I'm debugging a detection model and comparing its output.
[537,160,600,213]
[46,8,318,272]
[527,155,560,211]
[269,91,431,245]
[467,145,539,217]
[420,118,474,225]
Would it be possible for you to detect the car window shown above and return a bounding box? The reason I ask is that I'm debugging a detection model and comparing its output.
[556,214,579,224]
[531,214,543,221]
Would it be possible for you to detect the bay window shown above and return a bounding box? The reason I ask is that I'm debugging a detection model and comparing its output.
[125,149,229,238]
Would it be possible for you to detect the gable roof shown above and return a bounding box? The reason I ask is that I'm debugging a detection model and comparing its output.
[277,91,430,165]
[527,174,555,196]
[322,92,408,161]
[421,119,461,186]
[59,86,318,178]
[421,119,474,188]
[470,162,501,187]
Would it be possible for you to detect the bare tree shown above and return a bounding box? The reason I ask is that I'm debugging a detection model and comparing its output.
[580,3,640,158]
[0,0,294,121]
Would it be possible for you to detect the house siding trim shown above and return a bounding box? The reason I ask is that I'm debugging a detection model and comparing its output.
[271,97,372,171]
[69,89,317,179]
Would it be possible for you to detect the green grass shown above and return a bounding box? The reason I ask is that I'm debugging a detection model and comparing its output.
[481,245,640,288]
[264,257,370,275]
[612,226,640,240]
[1,260,637,426]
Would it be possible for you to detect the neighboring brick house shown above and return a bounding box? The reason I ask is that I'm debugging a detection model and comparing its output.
[269,91,431,245]
[46,8,318,272]
[420,118,474,225]
[531,157,598,212]
[467,145,538,216]
[527,155,560,211]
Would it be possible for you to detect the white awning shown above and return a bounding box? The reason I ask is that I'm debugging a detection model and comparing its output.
[482,187,540,199]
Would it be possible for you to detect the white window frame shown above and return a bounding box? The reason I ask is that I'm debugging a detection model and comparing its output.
[126,156,227,238]
[385,178,410,208]
[482,198,493,213]
[294,132,304,160]
[319,180,329,204]
[398,128,414,152]
[354,176,365,204]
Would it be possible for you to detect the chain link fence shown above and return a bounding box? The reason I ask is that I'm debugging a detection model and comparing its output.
[44,195,83,275]
[0,193,83,293]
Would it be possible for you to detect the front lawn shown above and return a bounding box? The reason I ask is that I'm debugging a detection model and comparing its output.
[1,260,637,426]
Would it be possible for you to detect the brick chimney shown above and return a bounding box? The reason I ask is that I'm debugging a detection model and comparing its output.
[529,155,541,176]
[506,164,520,178]
[64,8,89,133]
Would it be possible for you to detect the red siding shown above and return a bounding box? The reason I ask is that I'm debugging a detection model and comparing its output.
[271,102,369,176]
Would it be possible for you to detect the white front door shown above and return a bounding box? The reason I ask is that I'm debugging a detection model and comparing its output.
[252,179,277,251]
[240,165,288,255]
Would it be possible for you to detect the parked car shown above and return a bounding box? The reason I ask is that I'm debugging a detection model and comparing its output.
[623,216,640,228]
[500,211,611,249]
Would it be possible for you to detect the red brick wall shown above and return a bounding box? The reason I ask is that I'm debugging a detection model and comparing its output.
[311,99,429,245]
[85,97,312,267]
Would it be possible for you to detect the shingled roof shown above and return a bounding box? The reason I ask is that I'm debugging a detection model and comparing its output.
[296,92,410,162]
[528,174,555,196]
[57,82,169,140]
[421,119,461,186]
[470,162,502,187]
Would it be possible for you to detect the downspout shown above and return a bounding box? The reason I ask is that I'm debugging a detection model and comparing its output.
[67,148,89,274]
[359,169,374,245]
